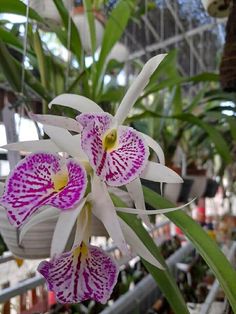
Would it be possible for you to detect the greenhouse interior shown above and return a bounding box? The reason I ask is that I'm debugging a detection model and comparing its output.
[0,0,236,313]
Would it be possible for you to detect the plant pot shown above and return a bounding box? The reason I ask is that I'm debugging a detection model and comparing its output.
[73,6,104,54]
[186,175,208,199]
[0,184,74,259]
[203,179,219,198]
[0,206,59,259]
[164,178,193,203]
[201,0,231,18]
[106,42,129,64]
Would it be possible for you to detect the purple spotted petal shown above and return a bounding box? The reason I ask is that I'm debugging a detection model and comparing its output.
[76,112,113,129]
[78,113,149,186]
[38,243,119,304]
[0,153,87,227]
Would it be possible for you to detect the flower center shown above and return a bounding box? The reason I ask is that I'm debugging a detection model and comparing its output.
[102,129,118,152]
[73,242,88,260]
[52,170,69,192]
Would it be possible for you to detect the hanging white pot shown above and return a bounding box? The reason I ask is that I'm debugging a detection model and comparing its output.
[201,0,231,18]
[106,42,129,64]
[164,183,182,204]
[0,183,71,259]
[186,175,208,199]
[73,7,104,54]
[29,0,70,29]
[164,179,194,204]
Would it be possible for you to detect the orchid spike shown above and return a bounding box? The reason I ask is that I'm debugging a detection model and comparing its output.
[38,242,119,304]
[0,152,87,227]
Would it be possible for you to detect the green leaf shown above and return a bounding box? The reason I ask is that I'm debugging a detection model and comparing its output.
[94,0,134,96]
[0,40,21,91]
[226,116,236,141]
[83,0,96,57]
[111,194,189,314]
[0,40,51,101]
[143,186,236,312]
[32,30,48,89]
[174,113,232,164]
[0,0,44,23]
[53,0,83,66]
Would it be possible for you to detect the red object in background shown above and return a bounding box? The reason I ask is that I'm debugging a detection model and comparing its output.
[48,290,56,306]
[197,198,206,225]
[175,226,183,235]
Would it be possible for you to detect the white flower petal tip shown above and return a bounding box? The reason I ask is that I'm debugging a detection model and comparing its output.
[116,198,194,215]
[119,218,165,270]
[141,133,165,165]
[115,54,167,125]
[141,161,183,183]
[38,243,119,304]
[48,94,104,113]
[29,112,82,133]
[43,125,87,159]
[2,139,60,153]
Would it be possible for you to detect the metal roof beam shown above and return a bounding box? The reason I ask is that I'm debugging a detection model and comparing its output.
[129,23,215,60]
[165,0,206,71]
[141,15,187,76]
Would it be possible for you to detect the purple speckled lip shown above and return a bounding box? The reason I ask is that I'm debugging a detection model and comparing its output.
[38,243,119,304]
[0,152,87,227]
[77,113,149,186]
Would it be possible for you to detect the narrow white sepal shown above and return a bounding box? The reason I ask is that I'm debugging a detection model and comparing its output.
[2,139,61,153]
[115,54,167,125]
[116,198,194,214]
[0,182,4,195]
[51,198,87,256]
[141,133,165,164]
[43,125,87,159]
[19,207,59,243]
[141,161,183,183]
[73,201,91,247]
[126,178,152,229]
[119,218,165,270]
[48,94,104,113]
[91,175,129,256]
[29,113,82,133]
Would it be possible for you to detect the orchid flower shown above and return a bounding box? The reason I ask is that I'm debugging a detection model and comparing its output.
[0,54,185,304]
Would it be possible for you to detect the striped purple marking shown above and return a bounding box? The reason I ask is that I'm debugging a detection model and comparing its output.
[0,153,87,227]
[38,243,119,304]
[77,113,149,186]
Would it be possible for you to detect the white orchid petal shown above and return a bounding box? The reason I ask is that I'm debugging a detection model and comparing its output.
[91,175,129,256]
[115,54,167,125]
[51,198,87,256]
[141,133,165,164]
[29,113,82,133]
[19,207,59,243]
[119,218,164,269]
[73,201,91,247]
[48,94,104,113]
[43,125,87,159]
[141,161,183,183]
[2,139,61,152]
[0,182,4,195]
[116,198,194,214]
[126,178,151,228]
